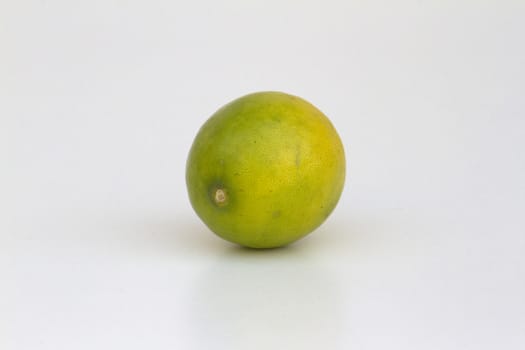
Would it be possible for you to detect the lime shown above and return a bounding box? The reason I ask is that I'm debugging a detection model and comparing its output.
[186,91,345,248]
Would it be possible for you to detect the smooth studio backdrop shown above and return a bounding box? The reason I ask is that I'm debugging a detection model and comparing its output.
[2,1,525,349]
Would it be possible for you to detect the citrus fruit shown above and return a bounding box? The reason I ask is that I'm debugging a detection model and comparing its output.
[186,91,345,248]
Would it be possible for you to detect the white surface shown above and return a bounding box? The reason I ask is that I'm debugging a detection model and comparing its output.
[2,1,525,349]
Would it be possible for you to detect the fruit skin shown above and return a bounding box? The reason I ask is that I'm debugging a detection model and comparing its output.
[186,91,345,248]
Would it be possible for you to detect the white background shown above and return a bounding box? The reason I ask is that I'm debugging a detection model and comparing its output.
[2,1,525,349]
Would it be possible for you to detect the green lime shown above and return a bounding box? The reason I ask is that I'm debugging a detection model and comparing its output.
[186,91,345,248]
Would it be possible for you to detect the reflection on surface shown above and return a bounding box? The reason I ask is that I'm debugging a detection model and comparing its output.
[187,245,343,350]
